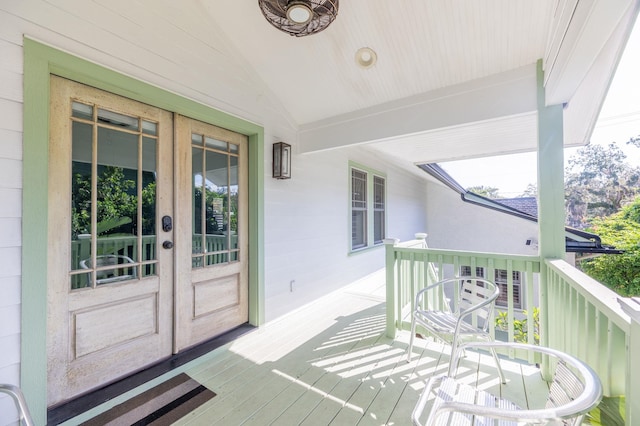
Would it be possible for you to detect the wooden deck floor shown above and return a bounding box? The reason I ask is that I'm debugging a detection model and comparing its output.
[68,272,550,425]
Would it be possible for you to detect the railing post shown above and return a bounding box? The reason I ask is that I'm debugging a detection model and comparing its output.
[414,233,427,248]
[619,297,640,426]
[385,238,400,338]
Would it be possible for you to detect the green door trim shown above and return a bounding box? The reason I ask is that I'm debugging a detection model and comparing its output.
[22,38,265,424]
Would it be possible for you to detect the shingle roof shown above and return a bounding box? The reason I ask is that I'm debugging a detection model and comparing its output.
[495,197,538,217]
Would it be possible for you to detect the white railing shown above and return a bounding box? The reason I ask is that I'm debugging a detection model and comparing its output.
[385,236,634,421]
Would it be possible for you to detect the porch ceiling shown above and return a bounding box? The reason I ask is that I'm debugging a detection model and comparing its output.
[198,0,637,164]
[9,0,634,165]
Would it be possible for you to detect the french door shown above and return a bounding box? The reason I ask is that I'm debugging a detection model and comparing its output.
[47,76,248,406]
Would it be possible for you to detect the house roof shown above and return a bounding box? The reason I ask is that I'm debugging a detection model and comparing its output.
[496,197,538,218]
[418,163,623,255]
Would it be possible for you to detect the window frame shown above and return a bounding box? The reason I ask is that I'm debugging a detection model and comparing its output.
[459,266,522,309]
[349,162,386,253]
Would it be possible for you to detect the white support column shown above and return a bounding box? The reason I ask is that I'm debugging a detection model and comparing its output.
[536,59,566,379]
[619,297,640,426]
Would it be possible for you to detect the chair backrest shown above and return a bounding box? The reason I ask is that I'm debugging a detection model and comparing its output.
[546,360,588,426]
[79,255,136,285]
[456,277,499,331]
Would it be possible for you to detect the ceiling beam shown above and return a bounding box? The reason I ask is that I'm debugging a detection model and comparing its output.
[298,64,538,153]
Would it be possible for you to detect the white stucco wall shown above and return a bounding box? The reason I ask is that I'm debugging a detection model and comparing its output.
[0,3,429,422]
[426,182,540,256]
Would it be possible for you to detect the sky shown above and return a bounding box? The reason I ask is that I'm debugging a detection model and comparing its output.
[440,20,640,198]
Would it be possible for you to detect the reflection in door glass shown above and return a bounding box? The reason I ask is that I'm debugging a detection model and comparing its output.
[69,105,158,289]
[191,135,240,268]
[229,153,240,262]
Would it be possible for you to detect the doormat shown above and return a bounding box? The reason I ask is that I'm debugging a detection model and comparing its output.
[81,373,216,426]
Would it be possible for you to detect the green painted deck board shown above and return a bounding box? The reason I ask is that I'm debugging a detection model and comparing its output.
[73,274,553,425]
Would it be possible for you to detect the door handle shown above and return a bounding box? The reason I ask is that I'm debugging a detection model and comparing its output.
[162,241,174,249]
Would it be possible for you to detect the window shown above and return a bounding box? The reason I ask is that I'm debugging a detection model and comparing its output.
[351,169,367,250]
[495,270,522,309]
[350,165,386,251]
[459,266,522,309]
[373,176,385,244]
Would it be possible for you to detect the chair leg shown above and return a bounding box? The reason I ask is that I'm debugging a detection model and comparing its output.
[490,347,506,384]
[407,316,417,362]
[447,337,460,377]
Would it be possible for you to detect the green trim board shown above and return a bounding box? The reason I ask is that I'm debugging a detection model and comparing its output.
[347,160,387,254]
[22,38,265,425]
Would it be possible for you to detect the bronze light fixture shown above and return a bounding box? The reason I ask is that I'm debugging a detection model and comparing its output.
[258,0,339,37]
[273,142,292,179]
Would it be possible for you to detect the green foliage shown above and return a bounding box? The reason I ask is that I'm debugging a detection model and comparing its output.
[466,185,501,198]
[495,307,540,344]
[565,142,640,228]
[519,183,537,197]
[72,165,156,238]
[582,196,640,296]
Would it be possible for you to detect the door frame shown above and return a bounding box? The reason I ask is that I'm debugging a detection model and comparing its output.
[22,38,265,425]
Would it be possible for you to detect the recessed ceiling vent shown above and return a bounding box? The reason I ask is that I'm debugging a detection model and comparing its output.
[258,0,339,37]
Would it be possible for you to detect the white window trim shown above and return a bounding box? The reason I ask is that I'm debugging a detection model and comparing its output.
[459,266,523,309]
[349,162,386,253]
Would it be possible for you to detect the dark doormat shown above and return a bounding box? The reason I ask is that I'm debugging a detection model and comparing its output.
[80,373,215,426]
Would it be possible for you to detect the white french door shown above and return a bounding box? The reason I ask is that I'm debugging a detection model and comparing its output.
[47,77,248,406]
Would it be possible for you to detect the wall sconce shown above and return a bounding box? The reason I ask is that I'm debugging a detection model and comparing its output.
[273,142,292,179]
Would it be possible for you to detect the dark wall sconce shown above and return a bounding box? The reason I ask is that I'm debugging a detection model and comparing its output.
[273,142,292,179]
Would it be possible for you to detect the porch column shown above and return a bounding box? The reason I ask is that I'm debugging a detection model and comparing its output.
[536,60,565,377]
[619,297,640,426]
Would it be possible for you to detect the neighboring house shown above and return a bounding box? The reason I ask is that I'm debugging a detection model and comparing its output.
[420,163,621,310]
[0,1,638,424]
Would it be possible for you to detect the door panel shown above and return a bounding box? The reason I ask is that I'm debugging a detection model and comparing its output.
[174,115,249,352]
[47,76,174,406]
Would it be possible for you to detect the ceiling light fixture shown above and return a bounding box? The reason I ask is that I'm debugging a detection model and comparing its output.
[258,0,339,37]
[355,47,377,68]
[286,1,312,24]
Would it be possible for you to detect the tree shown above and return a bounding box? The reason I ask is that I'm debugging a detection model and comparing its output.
[565,142,640,228]
[519,183,537,197]
[72,165,156,238]
[467,185,501,198]
[581,196,640,296]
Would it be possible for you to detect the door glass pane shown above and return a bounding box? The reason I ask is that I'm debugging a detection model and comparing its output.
[229,154,239,262]
[191,134,237,269]
[95,127,138,284]
[97,108,139,131]
[142,120,157,136]
[69,104,159,289]
[71,121,93,288]
[206,150,228,266]
[192,147,204,268]
[205,136,227,151]
[72,102,93,120]
[141,136,157,276]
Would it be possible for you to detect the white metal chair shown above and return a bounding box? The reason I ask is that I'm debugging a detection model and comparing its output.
[0,384,35,426]
[411,342,603,426]
[80,254,136,285]
[407,276,505,383]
